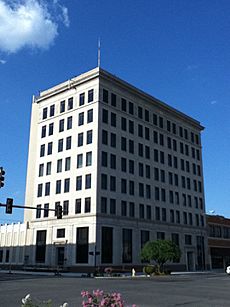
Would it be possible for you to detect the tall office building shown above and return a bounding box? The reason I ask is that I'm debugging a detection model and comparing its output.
[24,67,208,270]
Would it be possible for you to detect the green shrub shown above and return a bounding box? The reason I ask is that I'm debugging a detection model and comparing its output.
[143,265,156,275]
[164,269,172,275]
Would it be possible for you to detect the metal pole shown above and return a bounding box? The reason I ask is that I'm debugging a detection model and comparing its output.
[94,244,96,270]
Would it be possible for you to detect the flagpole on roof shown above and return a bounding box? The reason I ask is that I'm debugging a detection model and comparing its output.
[98,37,101,68]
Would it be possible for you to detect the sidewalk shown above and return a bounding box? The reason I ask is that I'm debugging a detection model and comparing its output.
[0,268,220,278]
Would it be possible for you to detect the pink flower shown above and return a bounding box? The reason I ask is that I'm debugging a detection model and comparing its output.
[81,289,133,307]
[93,289,104,297]
[81,290,89,297]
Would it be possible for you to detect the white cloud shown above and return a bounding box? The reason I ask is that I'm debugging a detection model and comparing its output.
[0,0,69,53]
[53,0,70,27]
[210,100,217,105]
[61,6,70,27]
[0,59,6,64]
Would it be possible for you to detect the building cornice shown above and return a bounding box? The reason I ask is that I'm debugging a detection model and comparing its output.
[98,68,204,130]
[34,67,100,103]
[34,66,204,130]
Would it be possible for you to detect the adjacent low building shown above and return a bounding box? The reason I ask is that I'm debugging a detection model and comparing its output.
[0,222,26,268]
[0,67,208,271]
[207,214,230,270]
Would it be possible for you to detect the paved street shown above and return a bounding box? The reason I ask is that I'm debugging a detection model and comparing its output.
[0,272,230,307]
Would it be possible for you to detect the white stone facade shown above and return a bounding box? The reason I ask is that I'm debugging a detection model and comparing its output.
[0,223,26,266]
[0,67,209,271]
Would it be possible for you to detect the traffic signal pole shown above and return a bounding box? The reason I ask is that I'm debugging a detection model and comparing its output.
[0,202,63,218]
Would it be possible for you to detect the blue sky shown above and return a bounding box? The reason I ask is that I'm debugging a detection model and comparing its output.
[0,0,229,223]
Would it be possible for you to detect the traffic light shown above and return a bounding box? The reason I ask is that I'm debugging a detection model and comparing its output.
[0,167,5,188]
[6,198,13,214]
[56,204,62,219]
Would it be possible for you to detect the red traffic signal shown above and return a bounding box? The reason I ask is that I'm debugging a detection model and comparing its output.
[56,204,62,219]
[0,167,5,188]
[6,198,13,214]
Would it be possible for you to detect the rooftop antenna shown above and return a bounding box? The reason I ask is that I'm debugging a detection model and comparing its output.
[97,37,101,68]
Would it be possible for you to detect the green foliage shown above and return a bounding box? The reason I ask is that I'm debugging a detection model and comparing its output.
[141,240,181,273]
[143,265,156,275]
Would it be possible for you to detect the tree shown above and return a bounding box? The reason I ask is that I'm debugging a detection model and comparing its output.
[140,240,181,273]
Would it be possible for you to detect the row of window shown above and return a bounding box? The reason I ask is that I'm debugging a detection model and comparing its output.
[42,89,94,120]
[208,224,230,239]
[41,110,93,138]
[36,197,91,218]
[42,97,73,120]
[102,89,200,145]
[38,176,202,200]
[101,129,201,161]
[101,151,201,177]
[103,108,200,151]
[35,192,204,222]
[101,174,203,195]
[40,130,93,157]
[53,227,193,246]
[38,152,92,177]
[37,174,92,197]
[100,197,204,226]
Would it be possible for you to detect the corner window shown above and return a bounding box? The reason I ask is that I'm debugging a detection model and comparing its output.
[47,142,53,155]
[77,154,83,168]
[79,93,85,106]
[65,157,71,171]
[36,205,42,218]
[121,98,127,111]
[78,112,84,126]
[41,126,46,138]
[102,109,108,123]
[39,164,44,177]
[37,184,43,197]
[85,174,91,189]
[86,152,92,166]
[87,109,93,123]
[57,159,62,173]
[111,93,116,106]
[59,119,64,132]
[60,100,65,113]
[66,136,72,150]
[88,89,94,103]
[85,197,91,213]
[67,116,72,130]
[58,139,63,152]
[50,105,55,117]
[49,123,54,136]
[42,107,47,120]
[87,130,92,144]
[103,89,108,103]
[63,200,69,215]
[44,203,49,218]
[78,133,83,146]
[75,199,81,214]
[64,178,70,193]
[68,97,73,110]
[40,144,45,157]
[45,182,50,196]
[76,176,82,191]
[56,180,61,194]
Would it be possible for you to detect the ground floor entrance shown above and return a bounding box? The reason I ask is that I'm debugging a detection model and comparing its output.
[56,247,65,266]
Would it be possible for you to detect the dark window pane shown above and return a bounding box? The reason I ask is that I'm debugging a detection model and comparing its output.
[101,227,113,263]
[76,227,89,263]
